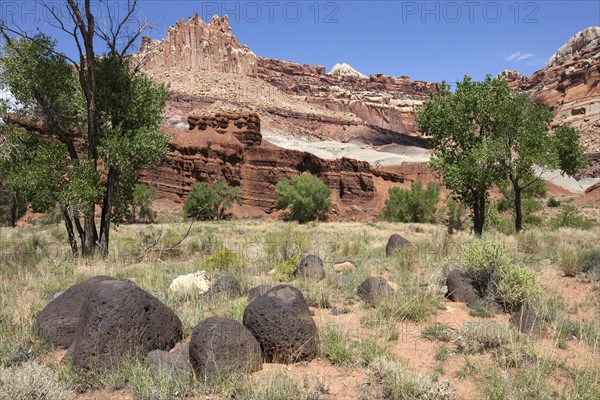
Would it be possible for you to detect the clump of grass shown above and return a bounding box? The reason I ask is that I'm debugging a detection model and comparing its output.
[370,357,456,400]
[264,226,311,263]
[0,362,74,400]
[296,280,331,308]
[223,372,320,400]
[580,248,600,279]
[421,323,452,342]
[558,247,583,277]
[357,338,389,367]
[469,306,495,318]
[457,321,513,354]
[201,247,245,273]
[455,357,479,379]
[550,205,596,230]
[272,255,299,282]
[320,325,357,365]
[376,289,440,323]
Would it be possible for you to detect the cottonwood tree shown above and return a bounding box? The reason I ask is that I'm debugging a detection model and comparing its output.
[494,95,585,231]
[417,76,507,236]
[0,1,168,255]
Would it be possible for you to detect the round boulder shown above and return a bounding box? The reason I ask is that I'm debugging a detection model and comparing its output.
[189,317,262,377]
[169,271,211,296]
[247,284,272,302]
[333,261,357,273]
[386,234,410,257]
[510,306,545,335]
[294,255,325,280]
[445,268,482,308]
[67,279,183,369]
[357,277,394,307]
[206,275,242,299]
[35,276,115,348]
[243,285,319,364]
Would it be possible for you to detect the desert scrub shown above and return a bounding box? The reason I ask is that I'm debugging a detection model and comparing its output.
[375,288,440,323]
[201,247,245,273]
[580,248,600,279]
[494,263,539,311]
[0,362,74,400]
[222,372,320,400]
[421,323,452,342]
[264,226,311,262]
[457,321,513,354]
[272,255,300,282]
[461,239,512,292]
[550,205,596,229]
[370,357,456,400]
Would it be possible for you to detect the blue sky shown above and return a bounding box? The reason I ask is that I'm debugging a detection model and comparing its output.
[1,1,599,84]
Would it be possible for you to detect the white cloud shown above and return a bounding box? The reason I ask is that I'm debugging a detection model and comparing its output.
[506,52,534,62]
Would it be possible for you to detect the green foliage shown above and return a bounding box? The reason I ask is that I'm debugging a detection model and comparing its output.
[273,255,300,282]
[553,126,587,176]
[0,362,74,400]
[550,205,596,230]
[129,184,156,223]
[381,181,440,223]
[457,321,513,354]
[202,247,245,273]
[274,174,331,223]
[446,196,467,234]
[546,197,561,208]
[183,181,243,221]
[421,323,452,342]
[462,240,511,292]
[580,249,600,279]
[494,263,538,311]
[320,325,357,365]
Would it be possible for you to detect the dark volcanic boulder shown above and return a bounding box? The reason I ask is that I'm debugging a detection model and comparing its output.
[206,275,242,299]
[247,284,272,302]
[189,317,262,376]
[243,285,319,363]
[294,255,325,280]
[386,234,410,257]
[445,268,482,308]
[35,276,115,348]
[357,277,394,306]
[67,279,183,369]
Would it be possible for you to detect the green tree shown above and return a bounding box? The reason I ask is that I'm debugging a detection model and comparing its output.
[129,184,156,223]
[274,174,332,223]
[184,181,243,221]
[494,94,585,231]
[381,181,440,223]
[0,10,167,255]
[417,76,507,236]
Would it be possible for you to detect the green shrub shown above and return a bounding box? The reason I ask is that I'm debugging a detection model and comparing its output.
[274,174,331,223]
[320,325,357,365]
[421,323,452,342]
[183,181,242,221]
[130,183,156,223]
[550,205,596,229]
[446,195,466,234]
[558,247,583,277]
[202,247,245,273]
[494,263,539,311]
[461,240,511,293]
[272,255,299,282]
[381,181,440,223]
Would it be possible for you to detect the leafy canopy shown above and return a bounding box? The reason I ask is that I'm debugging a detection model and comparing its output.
[184,181,243,221]
[382,181,440,223]
[275,174,332,224]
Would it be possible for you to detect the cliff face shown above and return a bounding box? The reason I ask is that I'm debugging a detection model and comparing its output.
[132,14,438,144]
[140,113,431,220]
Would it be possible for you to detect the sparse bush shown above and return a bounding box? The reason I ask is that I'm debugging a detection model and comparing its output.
[202,247,245,273]
[422,323,452,342]
[184,181,242,220]
[558,247,583,277]
[264,226,311,262]
[273,255,299,282]
[382,181,440,223]
[457,321,513,354]
[274,174,331,223]
[446,196,466,234]
[371,357,456,400]
[580,248,600,279]
[0,362,74,400]
[550,205,596,229]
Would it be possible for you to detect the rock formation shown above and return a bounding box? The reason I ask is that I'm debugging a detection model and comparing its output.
[329,63,367,79]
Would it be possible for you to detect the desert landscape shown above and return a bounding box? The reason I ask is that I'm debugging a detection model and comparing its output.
[0,2,599,400]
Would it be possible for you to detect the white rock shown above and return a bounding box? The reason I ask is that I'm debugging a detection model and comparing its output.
[547,27,600,68]
[333,261,357,273]
[169,271,211,294]
[329,63,368,79]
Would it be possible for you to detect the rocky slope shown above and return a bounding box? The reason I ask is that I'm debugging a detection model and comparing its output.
[131,14,438,144]
[141,113,431,220]
[501,27,600,178]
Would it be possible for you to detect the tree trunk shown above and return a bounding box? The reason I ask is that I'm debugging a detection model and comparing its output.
[472,194,486,237]
[62,207,79,256]
[99,167,116,256]
[9,194,17,228]
[513,179,523,232]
